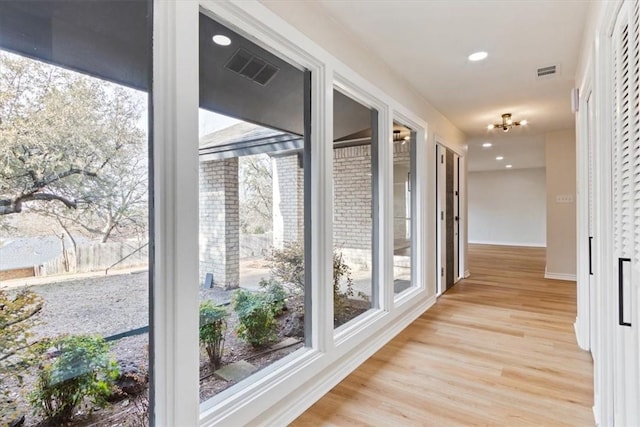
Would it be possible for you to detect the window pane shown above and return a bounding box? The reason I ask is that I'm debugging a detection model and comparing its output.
[333,89,377,328]
[198,13,308,404]
[393,122,415,294]
[0,2,151,425]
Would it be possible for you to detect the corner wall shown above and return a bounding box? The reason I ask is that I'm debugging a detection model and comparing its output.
[545,129,577,279]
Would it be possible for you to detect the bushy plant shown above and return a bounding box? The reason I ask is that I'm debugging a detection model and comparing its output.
[259,278,288,315]
[267,242,304,290]
[199,301,228,370]
[333,251,356,315]
[0,289,42,425]
[231,290,277,347]
[0,289,42,380]
[29,334,119,423]
[268,244,361,318]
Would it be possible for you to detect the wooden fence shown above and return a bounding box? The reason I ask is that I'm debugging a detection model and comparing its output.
[35,242,148,276]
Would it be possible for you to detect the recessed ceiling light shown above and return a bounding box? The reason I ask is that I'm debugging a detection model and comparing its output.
[496,156,504,160]
[482,142,492,148]
[468,51,488,62]
[506,164,513,168]
[212,35,232,46]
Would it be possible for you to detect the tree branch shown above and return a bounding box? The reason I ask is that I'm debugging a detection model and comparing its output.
[0,193,77,215]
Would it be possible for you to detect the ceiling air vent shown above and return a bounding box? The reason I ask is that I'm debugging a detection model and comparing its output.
[537,65,557,78]
[225,48,279,86]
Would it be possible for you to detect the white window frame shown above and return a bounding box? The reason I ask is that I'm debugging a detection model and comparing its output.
[332,76,389,342]
[391,111,430,308]
[153,1,439,425]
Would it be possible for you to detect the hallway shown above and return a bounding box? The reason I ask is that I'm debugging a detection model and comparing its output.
[293,245,594,426]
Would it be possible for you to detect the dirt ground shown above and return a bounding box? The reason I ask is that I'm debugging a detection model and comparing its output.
[1,266,370,426]
[1,270,150,426]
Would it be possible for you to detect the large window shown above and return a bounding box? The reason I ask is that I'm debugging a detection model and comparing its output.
[392,122,416,294]
[0,1,152,425]
[332,88,378,328]
[197,13,310,404]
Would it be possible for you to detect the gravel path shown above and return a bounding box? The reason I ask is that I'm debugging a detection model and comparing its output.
[27,271,150,368]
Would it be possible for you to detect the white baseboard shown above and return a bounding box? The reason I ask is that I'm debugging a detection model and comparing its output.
[469,240,546,248]
[593,404,599,426]
[544,268,576,281]
[464,269,470,278]
[268,295,437,426]
[574,319,590,351]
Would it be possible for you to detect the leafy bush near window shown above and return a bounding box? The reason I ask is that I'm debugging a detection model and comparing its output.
[259,278,288,315]
[0,289,42,425]
[267,242,305,290]
[29,334,119,423]
[332,251,357,316]
[268,243,363,319]
[199,301,228,370]
[231,290,277,347]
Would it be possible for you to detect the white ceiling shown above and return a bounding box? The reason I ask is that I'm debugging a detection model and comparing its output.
[467,134,545,172]
[315,0,590,141]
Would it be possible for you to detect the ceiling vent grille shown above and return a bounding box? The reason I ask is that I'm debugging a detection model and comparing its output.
[225,48,279,86]
[537,65,557,78]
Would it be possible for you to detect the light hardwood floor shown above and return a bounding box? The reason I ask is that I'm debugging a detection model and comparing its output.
[292,245,594,426]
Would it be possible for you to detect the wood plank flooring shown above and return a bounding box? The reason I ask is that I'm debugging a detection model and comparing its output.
[292,245,594,426]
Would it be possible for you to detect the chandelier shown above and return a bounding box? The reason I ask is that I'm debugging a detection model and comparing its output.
[487,113,527,132]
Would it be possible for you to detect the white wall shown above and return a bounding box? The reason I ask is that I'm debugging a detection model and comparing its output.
[469,168,546,247]
[545,129,577,278]
[261,0,467,153]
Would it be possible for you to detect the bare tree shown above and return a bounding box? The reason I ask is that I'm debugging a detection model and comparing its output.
[239,154,272,234]
[0,51,148,243]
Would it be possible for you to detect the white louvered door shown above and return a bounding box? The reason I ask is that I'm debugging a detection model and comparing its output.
[610,1,640,425]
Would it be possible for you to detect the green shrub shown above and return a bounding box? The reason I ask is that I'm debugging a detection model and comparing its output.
[268,244,361,318]
[0,289,42,427]
[333,251,355,315]
[29,334,119,423]
[259,278,288,315]
[0,289,42,390]
[231,290,277,347]
[199,301,228,370]
[267,242,305,290]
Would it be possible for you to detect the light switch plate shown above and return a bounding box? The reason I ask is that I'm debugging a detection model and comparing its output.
[556,194,574,203]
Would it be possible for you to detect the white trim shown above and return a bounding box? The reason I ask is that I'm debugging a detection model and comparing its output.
[544,268,577,281]
[153,1,452,425]
[464,269,470,278]
[152,2,201,425]
[575,321,589,351]
[469,240,546,248]
[391,111,430,306]
[264,295,436,426]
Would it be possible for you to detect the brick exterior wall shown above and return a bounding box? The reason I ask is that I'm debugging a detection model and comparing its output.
[272,143,410,271]
[197,142,410,286]
[393,142,411,245]
[199,158,240,289]
[273,154,304,248]
[333,145,373,269]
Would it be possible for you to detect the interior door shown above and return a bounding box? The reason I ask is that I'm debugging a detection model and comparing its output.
[445,149,454,290]
[586,89,597,355]
[436,144,447,294]
[453,152,460,282]
[610,2,640,424]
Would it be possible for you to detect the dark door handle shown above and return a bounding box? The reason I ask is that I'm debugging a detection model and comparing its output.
[618,257,632,327]
[588,237,593,275]
[454,216,459,221]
